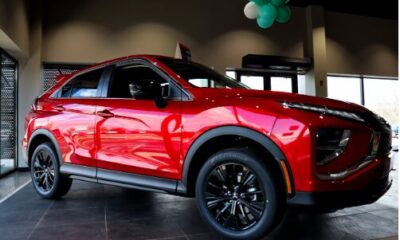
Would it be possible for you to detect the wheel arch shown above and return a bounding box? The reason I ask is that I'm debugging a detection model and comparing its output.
[178,126,294,197]
[27,129,63,166]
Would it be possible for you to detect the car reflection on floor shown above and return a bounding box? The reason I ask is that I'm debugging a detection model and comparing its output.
[0,152,397,240]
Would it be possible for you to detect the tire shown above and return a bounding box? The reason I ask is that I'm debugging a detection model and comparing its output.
[195,148,284,240]
[30,142,72,199]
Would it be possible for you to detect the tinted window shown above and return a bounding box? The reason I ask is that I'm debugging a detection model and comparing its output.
[109,65,169,99]
[60,68,103,98]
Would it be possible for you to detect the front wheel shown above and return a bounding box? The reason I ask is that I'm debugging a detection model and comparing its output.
[30,142,72,199]
[195,148,284,239]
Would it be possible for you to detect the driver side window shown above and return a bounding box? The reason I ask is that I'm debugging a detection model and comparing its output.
[108,65,169,99]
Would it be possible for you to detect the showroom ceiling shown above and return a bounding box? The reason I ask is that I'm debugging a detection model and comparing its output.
[290,0,398,19]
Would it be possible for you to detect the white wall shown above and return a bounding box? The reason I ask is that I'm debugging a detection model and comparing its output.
[0,0,43,168]
[0,0,29,58]
[326,11,398,77]
[41,0,307,72]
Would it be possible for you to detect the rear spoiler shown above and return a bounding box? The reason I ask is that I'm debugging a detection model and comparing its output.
[32,72,71,111]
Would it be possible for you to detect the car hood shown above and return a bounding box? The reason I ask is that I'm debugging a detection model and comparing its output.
[189,88,368,113]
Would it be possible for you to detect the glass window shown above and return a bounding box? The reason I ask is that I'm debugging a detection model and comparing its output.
[61,68,103,98]
[159,57,247,89]
[271,77,292,93]
[327,76,362,104]
[189,79,209,88]
[364,78,399,127]
[240,75,264,90]
[109,65,169,99]
[42,64,88,93]
[225,71,237,80]
[298,75,306,94]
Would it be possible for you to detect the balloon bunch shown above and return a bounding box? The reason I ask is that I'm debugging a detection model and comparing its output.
[244,0,291,29]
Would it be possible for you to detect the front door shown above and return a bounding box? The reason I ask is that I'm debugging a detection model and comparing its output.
[94,62,183,179]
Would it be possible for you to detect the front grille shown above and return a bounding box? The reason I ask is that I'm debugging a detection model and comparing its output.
[361,111,392,156]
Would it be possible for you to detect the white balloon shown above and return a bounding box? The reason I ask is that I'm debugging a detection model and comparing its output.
[244,2,260,20]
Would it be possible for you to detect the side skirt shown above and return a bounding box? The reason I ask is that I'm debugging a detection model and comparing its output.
[60,164,179,194]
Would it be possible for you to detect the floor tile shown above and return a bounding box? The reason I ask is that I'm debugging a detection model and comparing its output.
[0,226,34,240]
[0,170,31,200]
[29,222,107,240]
[107,218,185,240]
[325,212,398,240]
[38,206,105,227]
[0,153,397,240]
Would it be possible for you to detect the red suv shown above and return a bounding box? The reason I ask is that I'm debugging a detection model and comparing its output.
[23,55,392,239]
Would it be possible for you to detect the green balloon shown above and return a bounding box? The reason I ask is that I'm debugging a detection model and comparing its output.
[276,5,291,23]
[257,16,274,29]
[251,0,270,7]
[259,3,277,20]
[271,0,286,7]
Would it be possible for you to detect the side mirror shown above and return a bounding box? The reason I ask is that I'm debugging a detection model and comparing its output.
[129,81,169,108]
[129,81,162,99]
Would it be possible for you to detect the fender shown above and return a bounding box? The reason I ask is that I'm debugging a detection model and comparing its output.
[27,129,63,166]
[177,126,294,195]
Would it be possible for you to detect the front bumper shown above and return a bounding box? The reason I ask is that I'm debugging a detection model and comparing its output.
[287,174,392,210]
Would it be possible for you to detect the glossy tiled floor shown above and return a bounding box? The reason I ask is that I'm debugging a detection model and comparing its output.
[0,153,398,240]
[0,170,31,201]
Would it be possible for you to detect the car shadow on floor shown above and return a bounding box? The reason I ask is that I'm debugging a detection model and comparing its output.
[0,153,397,240]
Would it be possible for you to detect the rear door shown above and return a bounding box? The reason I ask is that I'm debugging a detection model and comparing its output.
[47,67,107,167]
[94,60,183,180]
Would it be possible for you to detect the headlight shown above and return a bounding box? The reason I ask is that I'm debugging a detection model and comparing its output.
[316,129,351,166]
[282,102,364,123]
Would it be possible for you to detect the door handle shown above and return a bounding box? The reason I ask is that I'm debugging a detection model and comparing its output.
[97,110,114,118]
[54,105,65,112]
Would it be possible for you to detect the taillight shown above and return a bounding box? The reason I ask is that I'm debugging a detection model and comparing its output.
[316,129,351,166]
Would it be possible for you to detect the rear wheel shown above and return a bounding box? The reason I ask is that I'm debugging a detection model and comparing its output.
[30,143,72,199]
[195,148,284,239]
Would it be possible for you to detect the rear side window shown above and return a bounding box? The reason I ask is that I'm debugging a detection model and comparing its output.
[60,68,103,98]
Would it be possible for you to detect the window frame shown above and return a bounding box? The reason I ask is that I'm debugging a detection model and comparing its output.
[42,63,90,93]
[225,68,299,93]
[52,66,109,99]
[100,59,189,101]
[327,75,363,105]
[328,74,399,106]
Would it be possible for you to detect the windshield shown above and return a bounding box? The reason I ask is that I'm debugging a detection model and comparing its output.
[158,57,248,89]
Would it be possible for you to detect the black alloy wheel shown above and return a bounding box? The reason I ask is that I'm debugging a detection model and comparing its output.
[30,143,73,199]
[32,150,55,194]
[195,148,284,240]
[204,163,265,230]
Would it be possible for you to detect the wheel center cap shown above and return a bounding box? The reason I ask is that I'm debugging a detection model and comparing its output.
[232,192,238,200]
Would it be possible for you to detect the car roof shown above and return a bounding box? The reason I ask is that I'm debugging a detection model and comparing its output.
[68,54,178,77]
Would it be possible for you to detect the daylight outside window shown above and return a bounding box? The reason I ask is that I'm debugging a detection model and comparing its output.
[271,77,292,93]
[364,78,399,146]
[240,75,264,90]
[327,76,362,104]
